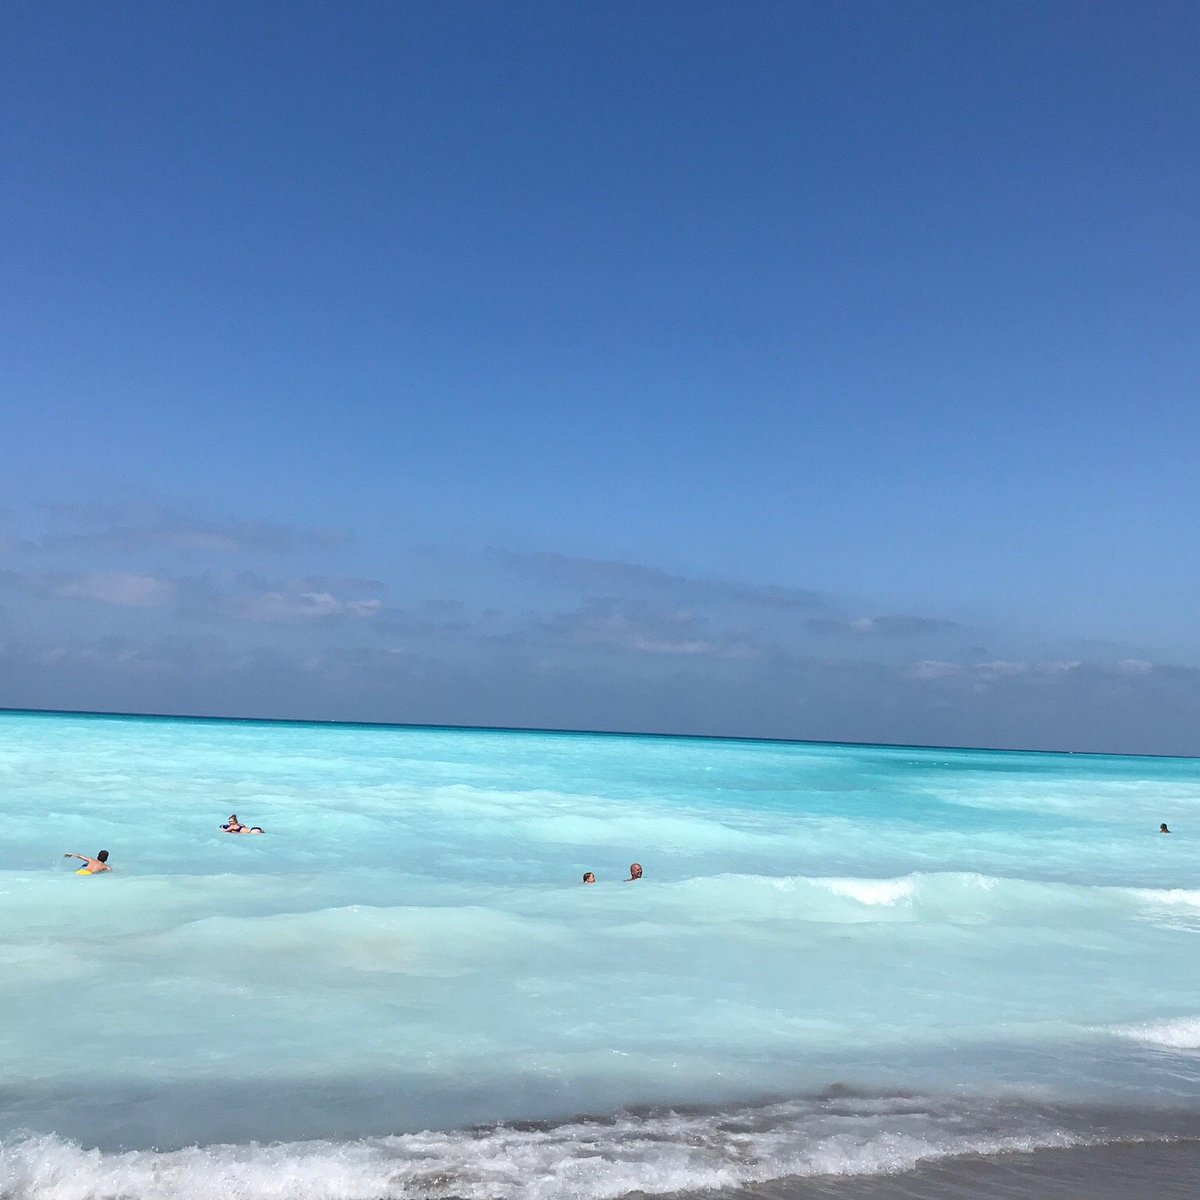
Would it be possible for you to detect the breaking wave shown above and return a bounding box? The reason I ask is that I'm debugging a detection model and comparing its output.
[664,871,1200,929]
[0,1091,1176,1200]
[1108,1017,1200,1050]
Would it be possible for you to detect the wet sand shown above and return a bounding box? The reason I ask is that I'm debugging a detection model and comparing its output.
[717,1138,1200,1200]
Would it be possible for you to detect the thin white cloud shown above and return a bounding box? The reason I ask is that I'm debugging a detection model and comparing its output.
[30,503,352,557]
[809,615,959,637]
[540,601,763,660]
[910,659,963,680]
[911,658,1084,682]
[0,565,389,627]
[1117,658,1154,675]
[494,548,833,613]
[976,659,1081,678]
[228,589,382,624]
[49,571,178,609]
[45,521,293,555]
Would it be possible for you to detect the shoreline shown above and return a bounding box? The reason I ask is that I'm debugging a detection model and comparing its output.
[744,1137,1200,1200]
[4,1123,1200,1200]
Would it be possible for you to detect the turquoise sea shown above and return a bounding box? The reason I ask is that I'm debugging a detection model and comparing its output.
[2,710,1199,1199]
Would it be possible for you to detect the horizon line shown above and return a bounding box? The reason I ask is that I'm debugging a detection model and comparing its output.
[0,704,1193,762]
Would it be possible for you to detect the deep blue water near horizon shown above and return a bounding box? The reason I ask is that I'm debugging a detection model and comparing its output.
[2,710,1199,1199]
[10,703,1200,760]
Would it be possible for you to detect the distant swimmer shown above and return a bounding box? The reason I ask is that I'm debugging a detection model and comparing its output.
[64,851,110,874]
[221,814,264,834]
[582,872,596,884]
[625,862,643,882]
[1160,823,1171,834]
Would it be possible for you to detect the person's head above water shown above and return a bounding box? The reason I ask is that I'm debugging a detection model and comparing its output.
[627,863,643,881]
[1160,823,1171,833]
[582,872,596,884]
[97,850,109,862]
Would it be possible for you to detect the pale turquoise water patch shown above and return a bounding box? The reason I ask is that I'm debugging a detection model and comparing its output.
[1,711,1199,1176]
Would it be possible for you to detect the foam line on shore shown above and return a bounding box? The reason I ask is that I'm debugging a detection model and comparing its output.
[1,1092,1161,1200]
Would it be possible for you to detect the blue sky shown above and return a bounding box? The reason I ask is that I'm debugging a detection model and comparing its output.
[2,1,1198,752]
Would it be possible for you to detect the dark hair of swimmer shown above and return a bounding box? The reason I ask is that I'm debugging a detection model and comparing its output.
[229,814,238,823]
[97,850,109,862]
[627,862,643,880]
[582,872,596,884]
[1160,823,1170,833]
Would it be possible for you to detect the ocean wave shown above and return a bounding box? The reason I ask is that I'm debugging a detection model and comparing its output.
[1123,888,1200,927]
[661,870,1200,928]
[1126,888,1200,908]
[1108,1017,1200,1050]
[0,1092,1138,1200]
[817,876,918,906]
[662,873,1128,926]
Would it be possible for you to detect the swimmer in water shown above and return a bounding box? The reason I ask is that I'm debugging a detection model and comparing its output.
[1160,823,1171,834]
[626,862,643,882]
[221,814,264,834]
[582,872,596,884]
[64,850,110,874]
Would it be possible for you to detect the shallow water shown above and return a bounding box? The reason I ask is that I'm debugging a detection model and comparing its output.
[2,711,1198,1197]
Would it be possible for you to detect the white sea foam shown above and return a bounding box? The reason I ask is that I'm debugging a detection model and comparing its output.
[672,870,1108,923]
[1127,888,1200,909]
[819,876,918,905]
[1122,888,1200,931]
[1123,888,1200,912]
[0,1096,1122,1200]
[1108,1017,1200,1050]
